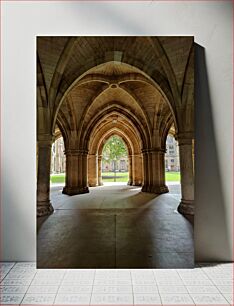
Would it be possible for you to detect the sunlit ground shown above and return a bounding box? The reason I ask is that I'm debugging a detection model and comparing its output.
[101,172,129,182]
[50,171,181,183]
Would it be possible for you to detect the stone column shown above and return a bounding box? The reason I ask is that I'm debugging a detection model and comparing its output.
[81,151,88,189]
[159,150,167,190]
[127,155,133,185]
[132,154,142,186]
[141,148,168,194]
[37,139,54,217]
[62,149,89,195]
[177,135,194,215]
[98,155,103,186]
[88,154,98,187]
[141,150,149,191]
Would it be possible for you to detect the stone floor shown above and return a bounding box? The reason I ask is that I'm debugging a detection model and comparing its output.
[37,183,194,269]
[0,262,232,305]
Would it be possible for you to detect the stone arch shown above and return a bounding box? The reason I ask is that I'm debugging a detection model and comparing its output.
[49,35,182,118]
[77,80,152,138]
[36,37,194,217]
[37,52,48,108]
[81,105,150,150]
[88,115,143,187]
[52,59,178,134]
[48,37,77,106]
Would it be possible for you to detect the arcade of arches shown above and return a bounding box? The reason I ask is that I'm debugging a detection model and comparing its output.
[37,36,194,267]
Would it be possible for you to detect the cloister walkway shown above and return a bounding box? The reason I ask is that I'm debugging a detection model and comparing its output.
[37,184,193,268]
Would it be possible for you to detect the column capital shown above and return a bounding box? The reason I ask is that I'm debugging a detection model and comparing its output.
[175,132,194,145]
[131,153,142,157]
[88,153,97,157]
[65,149,89,156]
[37,134,53,142]
[37,135,53,148]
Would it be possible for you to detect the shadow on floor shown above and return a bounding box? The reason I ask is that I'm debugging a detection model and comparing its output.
[37,185,194,269]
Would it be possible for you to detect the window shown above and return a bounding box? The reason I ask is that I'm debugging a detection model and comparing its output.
[171,159,174,163]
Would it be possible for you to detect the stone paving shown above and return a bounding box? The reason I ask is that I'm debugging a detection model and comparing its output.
[0,262,232,305]
[37,184,193,269]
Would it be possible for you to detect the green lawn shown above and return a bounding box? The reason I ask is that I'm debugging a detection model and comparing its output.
[50,173,65,183]
[165,171,181,182]
[50,171,180,183]
[102,172,129,182]
[101,171,180,182]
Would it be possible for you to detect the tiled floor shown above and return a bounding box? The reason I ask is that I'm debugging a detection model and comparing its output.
[37,183,194,269]
[0,262,233,305]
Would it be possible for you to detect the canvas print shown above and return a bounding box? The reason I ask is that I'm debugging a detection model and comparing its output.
[37,36,194,268]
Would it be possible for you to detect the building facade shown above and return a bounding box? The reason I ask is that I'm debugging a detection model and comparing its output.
[50,137,66,174]
[52,135,179,174]
[165,135,180,171]
[102,158,129,172]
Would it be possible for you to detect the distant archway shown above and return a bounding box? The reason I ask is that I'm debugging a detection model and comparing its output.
[101,135,129,185]
[50,127,66,187]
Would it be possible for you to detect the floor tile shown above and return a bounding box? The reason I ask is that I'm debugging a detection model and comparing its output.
[31,278,62,286]
[133,294,161,305]
[0,279,32,286]
[21,293,56,305]
[94,279,132,285]
[96,270,130,278]
[216,285,233,293]
[154,271,180,276]
[0,294,24,305]
[91,294,133,305]
[0,267,14,274]
[190,293,229,305]
[62,278,94,285]
[178,273,208,280]
[222,293,233,304]
[64,274,95,280]
[0,272,10,280]
[0,262,232,306]
[158,285,188,294]
[156,278,184,285]
[133,285,158,294]
[0,285,28,294]
[15,262,36,268]
[92,285,132,293]
[58,285,92,294]
[4,273,35,280]
[27,285,59,294]
[0,262,16,268]
[132,278,156,285]
[211,279,233,286]
[54,294,90,305]
[180,278,213,286]
[186,285,219,293]
[160,294,194,305]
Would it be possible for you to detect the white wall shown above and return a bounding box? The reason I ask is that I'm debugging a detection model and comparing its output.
[1,1,232,261]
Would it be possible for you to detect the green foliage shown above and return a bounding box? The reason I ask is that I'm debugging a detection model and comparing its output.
[102,135,128,165]
[102,135,128,181]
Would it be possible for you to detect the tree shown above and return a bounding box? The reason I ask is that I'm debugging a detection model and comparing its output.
[102,135,128,181]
